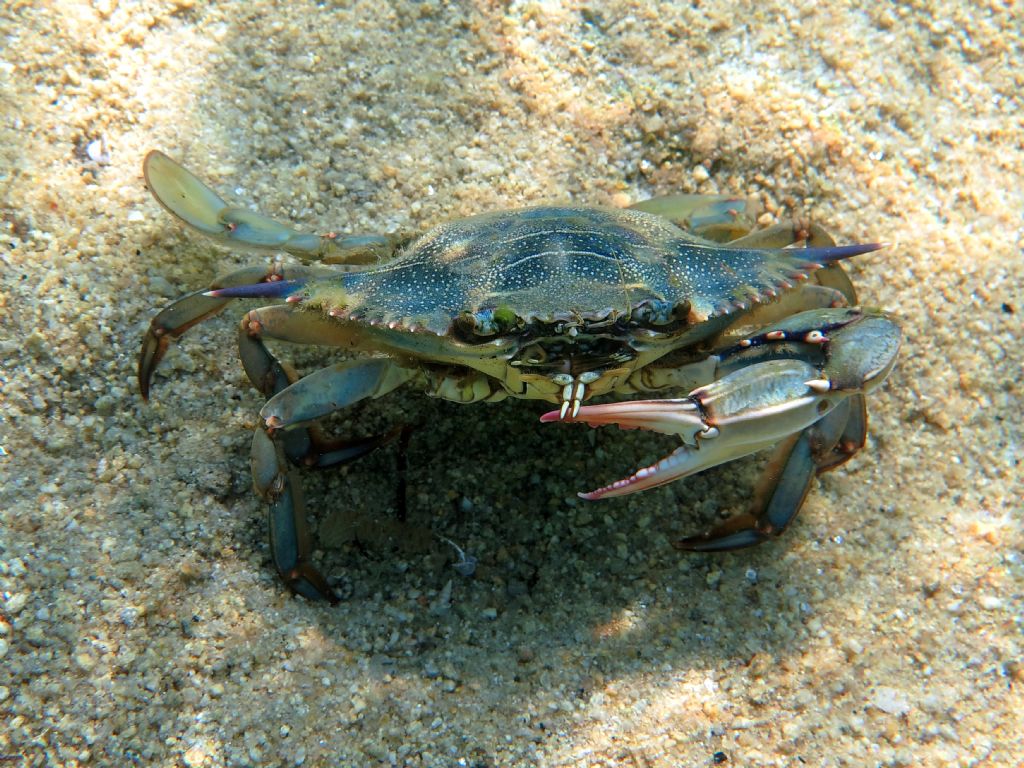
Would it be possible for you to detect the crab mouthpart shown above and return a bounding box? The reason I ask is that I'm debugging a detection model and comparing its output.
[545,371,603,420]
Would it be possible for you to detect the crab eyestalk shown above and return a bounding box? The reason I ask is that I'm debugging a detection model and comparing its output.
[542,308,900,501]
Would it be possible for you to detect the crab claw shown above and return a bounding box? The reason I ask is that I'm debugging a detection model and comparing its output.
[543,358,838,500]
[544,397,785,500]
[544,308,901,504]
[540,398,704,437]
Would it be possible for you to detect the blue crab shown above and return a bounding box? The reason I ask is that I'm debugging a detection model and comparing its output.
[139,151,900,601]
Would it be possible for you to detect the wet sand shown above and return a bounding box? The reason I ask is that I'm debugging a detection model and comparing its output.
[1,1,1021,765]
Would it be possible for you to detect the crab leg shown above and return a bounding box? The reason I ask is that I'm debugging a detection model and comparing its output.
[629,194,757,242]
[261,358,413,429]
[236,305,402,464]
[675,396,862,550]
[248,355,410,601]
[237,304,413,601]
[138,263,325,399]
[543,308,900,547]
[145,150,401,265]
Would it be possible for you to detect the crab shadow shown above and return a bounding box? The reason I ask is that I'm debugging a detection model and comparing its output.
[233,385,841,738]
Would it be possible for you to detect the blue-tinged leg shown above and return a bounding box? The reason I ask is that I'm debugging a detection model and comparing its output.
[139,263,326,399]
[238,304,413,601]
[674,398,852,551]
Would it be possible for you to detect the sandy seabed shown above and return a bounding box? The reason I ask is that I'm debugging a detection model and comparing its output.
[1,1,1021,766]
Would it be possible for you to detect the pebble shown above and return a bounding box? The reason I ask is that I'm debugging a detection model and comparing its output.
[977,594,1003,610]
[183,746,208,767]
[429,580,453,616]
[4,593,27,615]
[871,686,911,716]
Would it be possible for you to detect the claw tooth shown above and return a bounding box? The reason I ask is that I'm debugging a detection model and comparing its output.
[805,378,831,393]
[559,400,570,420]
[571,398,581,419]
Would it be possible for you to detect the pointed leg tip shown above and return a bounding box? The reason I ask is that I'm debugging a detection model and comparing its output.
[673,526,771,551]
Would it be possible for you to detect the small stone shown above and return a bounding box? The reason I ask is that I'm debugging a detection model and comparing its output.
[843,637,864,658]
[481,607,498,620]
[643,116,665,135]
[74,651,95,671]
[94,0,118,18]
[870,686,911,716]
[429,580,452,617]
[148,275,177,298]
[86,139,107,163]
[4,593,27,615]
[977,594,1003,610]
[183,745,208,767]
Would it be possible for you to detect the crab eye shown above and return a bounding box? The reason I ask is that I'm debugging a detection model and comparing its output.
[457,306,521,338]
[632,299,675,326]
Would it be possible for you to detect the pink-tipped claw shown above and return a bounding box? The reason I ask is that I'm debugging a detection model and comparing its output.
[578,446,694,500]
[540,399,704,438]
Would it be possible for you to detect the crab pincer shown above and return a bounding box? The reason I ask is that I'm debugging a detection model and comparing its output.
[543,307,900,548]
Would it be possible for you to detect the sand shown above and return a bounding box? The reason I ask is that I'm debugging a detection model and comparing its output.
[1,1,1021,766]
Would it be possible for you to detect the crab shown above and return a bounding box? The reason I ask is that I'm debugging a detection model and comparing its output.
[139,150,900,602]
